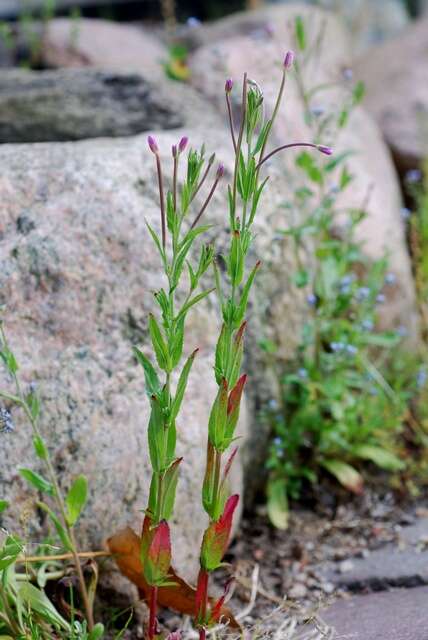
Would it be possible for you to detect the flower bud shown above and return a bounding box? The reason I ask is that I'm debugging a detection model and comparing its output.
[178,136,188,153]
[225,78,233,93]
[317,144,333,156]
[147,135,158,154]
[216,163,225,179]
[283,50,295,69]
[172,144,177,158]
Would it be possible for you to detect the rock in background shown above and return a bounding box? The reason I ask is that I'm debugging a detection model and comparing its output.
[0,69,182,143]
[354,16,428,172]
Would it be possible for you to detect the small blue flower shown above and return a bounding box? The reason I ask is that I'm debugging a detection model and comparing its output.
[396,325,408,337]
[346,345,358,355]
[307,293,317,306]
[331,342,345,352]
[186,16,201,28]
[385,273,396,285]
[341,275,354,286]
[376,293,386,304]
[369,386,379,396]
[268,399,278,410]
[400,207,411,221]
[342,68,353,81]
[356,287,370,301]
[310,105,325,118]
[417,367,427,389]
[405,169,422,184]
[329,183,340,195]
[0,407,14,434]
[297,368,308,379]
[273,437,282,447]
[361,319,374,332]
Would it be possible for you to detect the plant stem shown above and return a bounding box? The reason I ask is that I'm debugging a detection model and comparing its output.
[226,92,237,153]
[256,142,322,170]
[155,153,166,250]
[191,175,221,229]
[148,585,158,640]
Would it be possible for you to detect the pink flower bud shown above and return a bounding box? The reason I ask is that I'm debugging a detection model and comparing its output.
[216,163,225,179]
[147,135,158,154]
[317,144,333,156]
[225,78,233,93]
[283,50,295,70]
[178,136,188,153]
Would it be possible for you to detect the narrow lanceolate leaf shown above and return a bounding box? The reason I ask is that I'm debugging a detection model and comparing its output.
[148,395,166,472]
[223,374,247,449]
[267,477,289,530]
[33,436,48,460]
[200,495,239,572]
[133,347,161,397]
[144,520,172,586]
[0,535,22,569]
[321,459,364,494]
[162,458,182,521]
[148,314,170,372]
[227,322,246,388]
[18,582,71,632]
[146,221,167,271]
[169,315,185,369]
[176,288,216,323]
[19,468,54,496]
[202,441,216,517]
[208,379,228,449]
[353,445,405,472]
[170,349,198,423]
[228,231,244,287]
[214,324,228,385]
[65,475,88,526]
[234,261,261,327]
[37,502,72,551]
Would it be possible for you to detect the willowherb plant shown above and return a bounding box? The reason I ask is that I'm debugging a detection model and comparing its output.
[139,53,331,639]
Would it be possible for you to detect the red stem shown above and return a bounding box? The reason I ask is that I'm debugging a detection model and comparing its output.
[155,155,166,250]
[196,568,209,635]
[148,585,158,640]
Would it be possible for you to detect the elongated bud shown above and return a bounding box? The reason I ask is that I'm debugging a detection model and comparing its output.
[147,135,158,154]
[208,152,216,166]
[144,520,172,586]
[225,78,233,93]
[317,144,333,156]
[216,163,225,179]
[283,50,295,69]
[178,136,188,153]
[200,495,239,571]
[172,144,177,158]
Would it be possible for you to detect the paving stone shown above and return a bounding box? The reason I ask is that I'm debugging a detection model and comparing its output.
[322,548,428,591]
[323,587,428,640]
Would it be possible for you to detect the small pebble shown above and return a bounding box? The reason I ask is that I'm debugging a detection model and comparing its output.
[321,581,335,594]
[339,559,354,574]
[288,583,308,599]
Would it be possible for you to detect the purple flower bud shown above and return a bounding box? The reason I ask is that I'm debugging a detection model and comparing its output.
[178,136,188,153]
[317,145,333,156]
[216,163,225,179]
[147,135,158,154]
[225,78,233,93]
[172,144,177,158]
[283,50,295,70]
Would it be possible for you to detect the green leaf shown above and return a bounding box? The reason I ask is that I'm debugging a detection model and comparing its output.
[352,80,365,105]
[324,151,354,173]
[267,477,289,530]
[161,458,182,521]
[88,623,105,640]
[170,349,198,423]
[37,502,72,551]
[353,445,405,472]
[19,468,54,496]
[0,499,9,513]
[169,315,185,369]
[296,152,323,184]
[146,221,167,272]
[321,459,363,494]
[176,288,215,322]
[0,535,23,570]
[133,347,161,397]
[234,261,260,327]
[33,436,48,460]
[295,15,306,50]
[18,582,71,632]
[148,314,170,372]
[65,475,88,526]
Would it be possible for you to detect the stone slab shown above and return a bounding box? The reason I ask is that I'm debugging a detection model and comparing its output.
[323,587,428,640]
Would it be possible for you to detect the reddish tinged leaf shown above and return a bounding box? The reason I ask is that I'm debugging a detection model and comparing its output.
[200,495,239,571]
[208,378,228,448]
[219,447,239,496]
[234,321,247,346]
[145,520,172,586]
[106,527,240,629]
[210,578,234,625]
[195,568,209,625]
[227,375,247,417]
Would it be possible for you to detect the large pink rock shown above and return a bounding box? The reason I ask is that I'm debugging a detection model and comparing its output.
[354,16,428,171]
